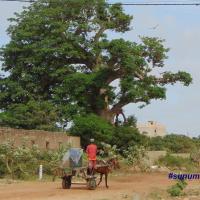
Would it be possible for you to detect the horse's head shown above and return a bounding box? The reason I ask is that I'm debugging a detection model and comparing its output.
[107,157,120,170]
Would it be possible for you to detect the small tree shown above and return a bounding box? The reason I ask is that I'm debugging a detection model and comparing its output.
[123,145,148,171]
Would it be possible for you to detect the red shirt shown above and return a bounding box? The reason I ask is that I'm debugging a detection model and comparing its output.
[86,144,97,160]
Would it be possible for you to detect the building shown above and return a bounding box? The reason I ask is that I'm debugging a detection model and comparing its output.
[0,127,80,150]
[137,121,166,137]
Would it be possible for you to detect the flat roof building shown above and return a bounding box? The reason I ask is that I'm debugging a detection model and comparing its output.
[137,121,166,137]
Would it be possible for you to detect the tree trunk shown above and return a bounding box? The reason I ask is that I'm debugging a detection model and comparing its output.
[98,107,127,126]
[98,88,126,125]
[99,109,116,124]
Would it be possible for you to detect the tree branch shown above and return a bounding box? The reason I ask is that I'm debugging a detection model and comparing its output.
[111,96,146,113]
[105,68,122,84]
[93,24,106,43]
[134,71,145,80]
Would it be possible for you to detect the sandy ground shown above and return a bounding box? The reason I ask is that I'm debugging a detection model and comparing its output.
[0,172,199,200]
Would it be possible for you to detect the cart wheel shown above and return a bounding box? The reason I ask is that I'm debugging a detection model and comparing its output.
[87,178,96,190]
[62,176,71,189]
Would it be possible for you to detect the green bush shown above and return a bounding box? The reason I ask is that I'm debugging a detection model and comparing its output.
[70,114,114,148]
[167,180,187,197]
[149,134,197,153]
[112,126,148,154]
[122,145,149,171]
[70,114,148,152]
[157,154,196,171]
[168,185,182,197]
[0,141,69,179]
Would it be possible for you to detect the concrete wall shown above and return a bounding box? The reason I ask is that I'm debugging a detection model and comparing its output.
[146,151,167,165]
[145,151,191,166]
[137,121,166,137]
[0,127,80,150]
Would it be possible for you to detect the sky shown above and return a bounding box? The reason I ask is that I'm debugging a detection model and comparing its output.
[0,0,200,136]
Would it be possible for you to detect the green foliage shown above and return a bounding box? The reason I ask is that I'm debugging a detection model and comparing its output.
[112,126,148,154]
[148,136,164,151]
[149,134,196,153]
[157,154,184,168]
[70,114,114,148]
[0,141,39,179]
[99,142,119,158]
[0,140,69,179]
[124,115,137,127]
[123,145,148,171]
[168,185,182,197]
[157,154,196,171]
[0,0,192,129]
[167,180,187,197]
[163,134,196,153]
[39,146,69,175]
[0,100,59,131]
[70,113,148,151]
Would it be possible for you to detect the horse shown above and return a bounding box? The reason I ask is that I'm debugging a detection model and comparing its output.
[95,157,120,188]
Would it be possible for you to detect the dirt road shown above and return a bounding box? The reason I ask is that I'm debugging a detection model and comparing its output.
[0,172,198,200]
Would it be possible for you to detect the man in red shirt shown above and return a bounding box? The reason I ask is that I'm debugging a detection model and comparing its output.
[86,138,97,175]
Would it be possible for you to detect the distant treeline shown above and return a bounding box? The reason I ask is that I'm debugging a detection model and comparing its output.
[148,134,200,153]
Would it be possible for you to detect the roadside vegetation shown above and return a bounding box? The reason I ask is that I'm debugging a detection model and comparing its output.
[1,132,200,180]
[167,180,187,197]
[148,134,200,153]
[0,140,69,180]
[156,154,199,172]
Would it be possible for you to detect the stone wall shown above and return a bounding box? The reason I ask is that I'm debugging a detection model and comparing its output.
[0,127,80,150]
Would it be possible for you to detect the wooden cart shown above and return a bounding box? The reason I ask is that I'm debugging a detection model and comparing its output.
[59,148,97,190]
[60,166,97,190]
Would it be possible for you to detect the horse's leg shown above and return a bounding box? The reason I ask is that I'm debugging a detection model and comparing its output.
[105,173,109,188]
[97,173,103,185]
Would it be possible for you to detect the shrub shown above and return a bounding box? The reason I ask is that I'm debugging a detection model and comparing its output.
[112,126,148,154]
[70,114,148,152]
[123,145,149,171]
[149,134,197,153]
[70,114,114,148]
[167,180,187,197]
[0,141,69,179]
[157,154,196,171]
